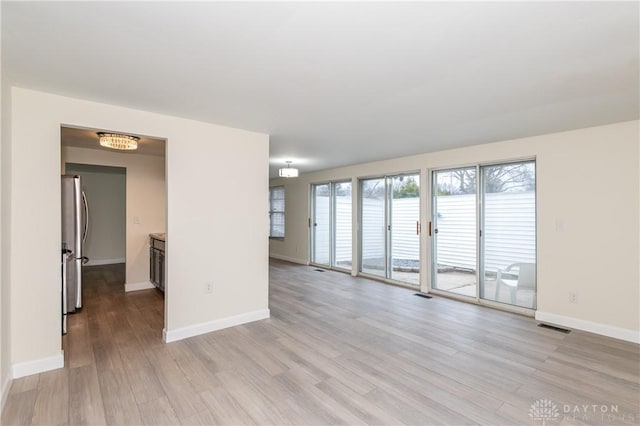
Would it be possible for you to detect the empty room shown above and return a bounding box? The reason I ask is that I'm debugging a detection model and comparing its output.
[1,2,638,425]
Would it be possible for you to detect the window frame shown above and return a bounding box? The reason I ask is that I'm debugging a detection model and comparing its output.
[269,185,285,240]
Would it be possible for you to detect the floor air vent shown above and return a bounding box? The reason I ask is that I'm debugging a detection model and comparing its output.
[414,293,432,299]
[314,268,326,272]
[538,323,571,334]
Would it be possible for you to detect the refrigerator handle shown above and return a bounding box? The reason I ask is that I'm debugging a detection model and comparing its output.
[82,191,89,244]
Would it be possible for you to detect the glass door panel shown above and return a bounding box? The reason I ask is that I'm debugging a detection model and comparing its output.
[360,178,386,277]
[390,174,420,285]
[311,183,330,266]
[432,168,477,297]
[480,162,536,308]
[332,181,352,270]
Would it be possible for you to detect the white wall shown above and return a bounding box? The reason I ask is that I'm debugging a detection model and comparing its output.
[270,120,640,342]
[8,87,269,376]
[0,3,12,409]
[63,149,165,286]
[64,163,127,266]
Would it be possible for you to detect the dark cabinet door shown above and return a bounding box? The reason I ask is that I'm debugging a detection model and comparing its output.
[158,251,165,291]
[150,247,156,284]
[150,238,166,291]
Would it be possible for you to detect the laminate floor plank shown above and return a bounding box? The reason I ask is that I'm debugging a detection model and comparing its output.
[168,342,223,393]
[272,372,367,425]
[137,396,180,426]
[199,386,257,426]
[3,261,639,425]
[364,387,445,426]
[1,389,37,426]
[125,364,166,406]
[97,369,143,426]
[214,370,292,425]
[147,351,208,420]
[180,408,219,426]
[31,369,69,426]
[315,377,403,425]
[9,375,40,395]
[68,365,106,426]
[66,312,95,369]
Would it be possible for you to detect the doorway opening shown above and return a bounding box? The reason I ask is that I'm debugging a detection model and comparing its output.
[65,163,127,268]
[60,126,167,353]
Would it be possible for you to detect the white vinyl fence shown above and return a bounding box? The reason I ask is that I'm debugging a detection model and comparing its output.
[314,191,535,272]
[361,197,420,267]
[435,191,536,272]
[312,195,352,264]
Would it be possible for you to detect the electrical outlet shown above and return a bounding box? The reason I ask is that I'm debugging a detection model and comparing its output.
[569,292,578,303]
[205,282,214,294]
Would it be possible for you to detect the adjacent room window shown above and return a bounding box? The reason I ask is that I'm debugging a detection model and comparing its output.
[269,186,285,239]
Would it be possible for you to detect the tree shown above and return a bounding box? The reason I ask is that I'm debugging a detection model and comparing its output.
[436,163,535,195]
[393,177,419,198]
[362,179,385,198]
[483,163,535,193]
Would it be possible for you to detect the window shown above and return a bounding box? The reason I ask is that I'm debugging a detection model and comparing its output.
[269,186,285,239]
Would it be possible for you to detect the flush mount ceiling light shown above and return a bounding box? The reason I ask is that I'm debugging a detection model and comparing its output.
[279,161,299,178]
[97,132,139,151]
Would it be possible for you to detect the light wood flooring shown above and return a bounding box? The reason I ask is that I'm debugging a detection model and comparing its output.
[2,260,639,425]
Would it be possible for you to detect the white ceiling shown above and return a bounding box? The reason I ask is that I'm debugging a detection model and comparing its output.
[3,2,638,177]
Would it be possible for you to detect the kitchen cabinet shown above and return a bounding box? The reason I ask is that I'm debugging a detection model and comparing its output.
[149,233,165,292]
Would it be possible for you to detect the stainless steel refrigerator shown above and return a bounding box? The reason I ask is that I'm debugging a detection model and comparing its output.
[61,175,89,334]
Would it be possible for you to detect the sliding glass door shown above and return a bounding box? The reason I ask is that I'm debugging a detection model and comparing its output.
[333,181,352,270]
[431,161,536,309]
[360,178,386,278]
[311,181,352,271]
[360,173,420,285]
[480,162,536,308]
[390,175,420,285]
[311,183,330,266]
[432,168,477,297]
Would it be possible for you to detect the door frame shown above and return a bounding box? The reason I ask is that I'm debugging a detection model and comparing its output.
[310,181,331,267]
[309,180,354,273]
[358,171,421,287]
[427,158,537,316]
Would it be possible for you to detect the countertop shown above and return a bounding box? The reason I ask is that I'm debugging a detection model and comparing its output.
[149,233,166,241]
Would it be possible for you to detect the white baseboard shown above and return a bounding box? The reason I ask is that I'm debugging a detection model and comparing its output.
[535,311,640,344]
[12,351,64,379]
[1,372,12,414]
[85,258,125,266]
[125,281,155,292]
[164,308,270,343]
[269,254,308,265]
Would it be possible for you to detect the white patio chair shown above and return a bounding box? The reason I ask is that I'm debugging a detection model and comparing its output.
[494,262,536,305]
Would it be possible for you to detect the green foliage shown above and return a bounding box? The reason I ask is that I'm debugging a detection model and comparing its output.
[393,178,419,198]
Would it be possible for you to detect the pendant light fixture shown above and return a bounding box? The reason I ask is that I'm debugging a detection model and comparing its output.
[97,132,139,151]
[278,161,299,178]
